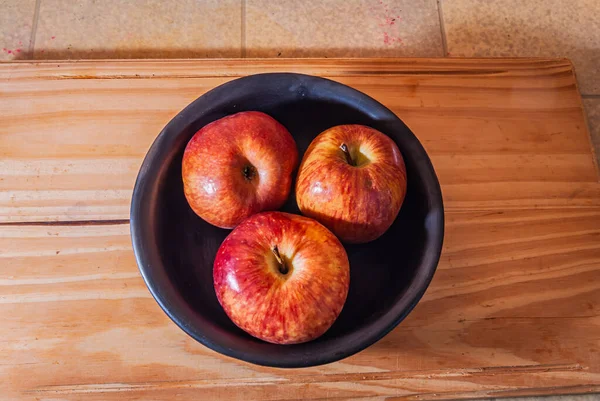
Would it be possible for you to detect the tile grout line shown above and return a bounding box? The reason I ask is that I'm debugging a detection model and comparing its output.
[582,94,600,99]
[241,0,246,58]
[28,0,42,57]
[436,0,449,57]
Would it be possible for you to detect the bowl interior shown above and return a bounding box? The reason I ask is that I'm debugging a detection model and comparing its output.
[132,73,444,367]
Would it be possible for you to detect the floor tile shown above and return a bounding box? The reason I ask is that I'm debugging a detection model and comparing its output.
[584,98,600,169]
[0,0,36,60]
[246,0,443,57]
[440,0,600,95]
[34,0,241,59]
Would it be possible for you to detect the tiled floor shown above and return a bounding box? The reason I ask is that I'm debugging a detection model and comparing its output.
[245,0,443,57]
[442,0,600,94]
[34,0,242,59]
[0,1,598,397]
[0,0,36,58]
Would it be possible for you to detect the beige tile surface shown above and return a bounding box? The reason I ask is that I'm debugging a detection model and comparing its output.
[34,0,242,59]
[0,0,36,60]
[440,0,600,95]
[584,97,600,169]
[246,0,443,57]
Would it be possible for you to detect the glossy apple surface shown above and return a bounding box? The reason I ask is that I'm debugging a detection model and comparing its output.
[182,111,298,229]
[296,125,407,244]
[213,211,350,344]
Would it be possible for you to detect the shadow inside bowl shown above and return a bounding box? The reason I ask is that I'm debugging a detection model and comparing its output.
[156,98,430,341]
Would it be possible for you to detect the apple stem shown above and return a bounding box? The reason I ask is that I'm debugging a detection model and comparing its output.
[339,143,355,166]
[272,245,288,275]
[242,164,256,181]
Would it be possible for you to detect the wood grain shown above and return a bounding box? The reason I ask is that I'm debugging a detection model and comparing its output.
[0,58,598,222]
[1,58,599,400]
[2,209,599,399]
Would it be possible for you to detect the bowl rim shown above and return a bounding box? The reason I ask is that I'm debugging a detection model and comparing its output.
[130,72,444,368]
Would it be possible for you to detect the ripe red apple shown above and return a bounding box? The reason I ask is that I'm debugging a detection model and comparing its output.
[182,111,298,229]
[296,125,407,244]
[213,211,350,344]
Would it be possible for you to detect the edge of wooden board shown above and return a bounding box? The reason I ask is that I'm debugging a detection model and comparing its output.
[0,57,575,79]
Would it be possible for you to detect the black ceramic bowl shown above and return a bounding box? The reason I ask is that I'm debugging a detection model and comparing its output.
[131,73,444,368]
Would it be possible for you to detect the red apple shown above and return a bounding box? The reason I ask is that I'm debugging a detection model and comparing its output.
[213,211,350,344]
[296,125,407,244]
[182,111,298,229]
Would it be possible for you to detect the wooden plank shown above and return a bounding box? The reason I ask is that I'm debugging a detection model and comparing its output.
[2,207,600,399]
[0,57,584,81]
[0,59,598,222]
[1,58,599,399]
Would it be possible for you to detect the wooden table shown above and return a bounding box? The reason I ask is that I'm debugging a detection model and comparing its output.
[1,58,599,400]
